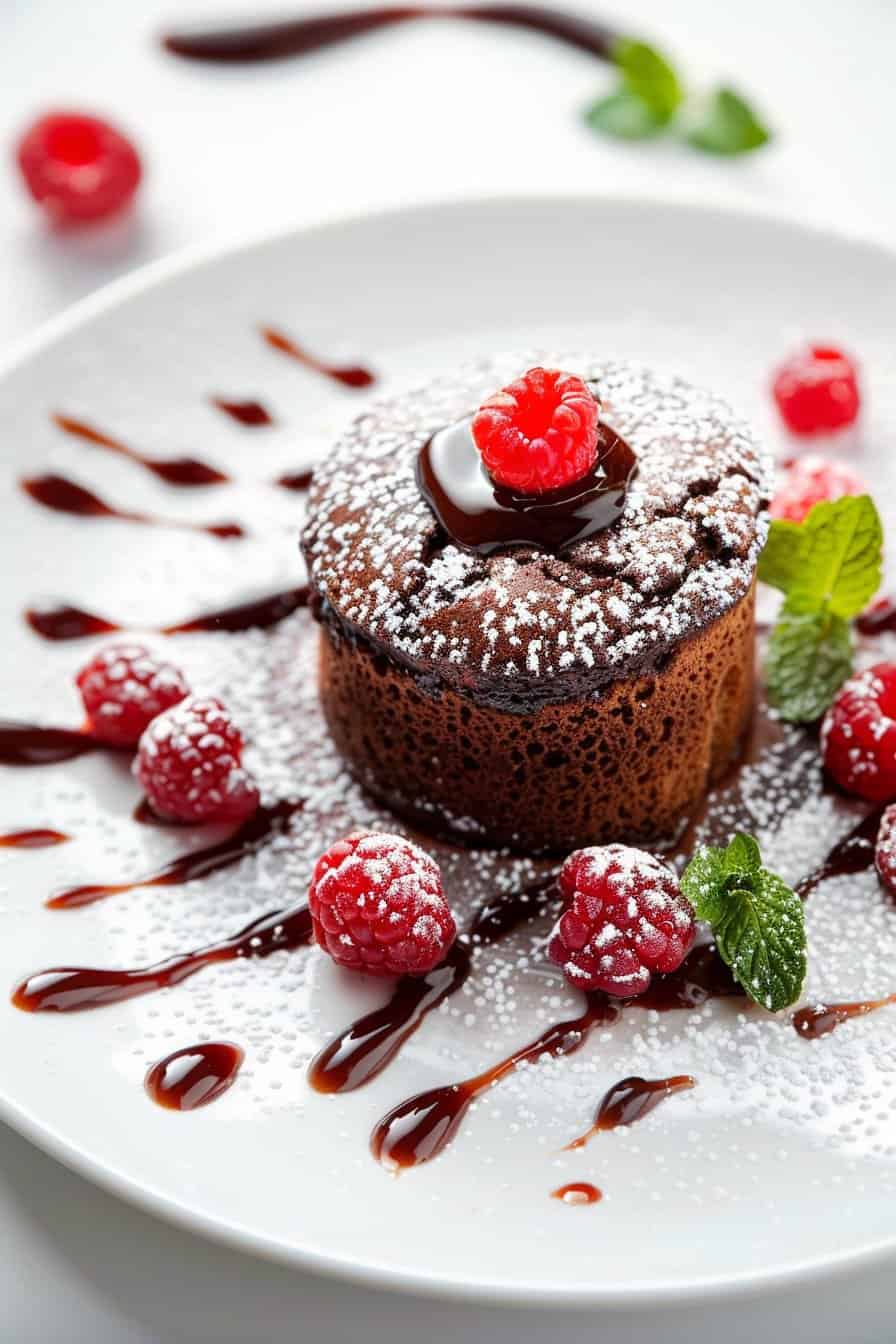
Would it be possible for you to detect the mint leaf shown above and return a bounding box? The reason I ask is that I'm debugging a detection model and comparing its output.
[583,90,667,140]
[681,835,806,1012]
[766,607,852,722]
[612,39,683,123]
[685,86,770,156]
[756,519,803,594]
[785,495,883,619]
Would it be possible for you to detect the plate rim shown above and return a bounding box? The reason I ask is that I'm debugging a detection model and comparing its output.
[3,191,896,1307]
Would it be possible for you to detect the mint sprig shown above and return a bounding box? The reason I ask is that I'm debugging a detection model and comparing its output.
[583,38,770,158]
[681,834,806,1012]
[685,87,770,156]
[757,494,883,722]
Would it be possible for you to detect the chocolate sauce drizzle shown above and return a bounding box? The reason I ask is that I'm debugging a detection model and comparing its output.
[145,1041,244,1110]
[0,721,114,767]
[857,595,896,637]
[212,398,273,427]
[21,475,244,540]
[308,874,557,1093]
[795,804,883,899]
[12,904,313,1013]
[275,470,314,493]
[47,798,305,909]
[24,586,309,642]
[793,995,896,1040]
[53,414,229,487]
[563,1074,695,1150]
[163,5,618,66]
[0,828,70,848]
[417,418,636,555]
[260,327,375,389]
[551,1181,602,1205]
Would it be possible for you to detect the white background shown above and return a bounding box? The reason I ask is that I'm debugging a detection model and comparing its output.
[1,1,895,1340]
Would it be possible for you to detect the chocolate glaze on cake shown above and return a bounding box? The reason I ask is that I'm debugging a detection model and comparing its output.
[302,356,770,851]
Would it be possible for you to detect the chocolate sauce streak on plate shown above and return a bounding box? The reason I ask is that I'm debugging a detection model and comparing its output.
[551,1181,602,1205]
[308,874,558,1093]
[0,829,70,848]
[795,804,883,899]
[211,398,273,427]
[21,475,244,540]
[48,798,305,909]
[25,586,310,642]
[370,936,738,1169]
[145,1041,244,1110]
[275,470,314,492]
[857,595,896,637]
[793,995,896,1040]
[0,721,112,767]
[53,414,229,487]
[563,1074,695,1150]
[163,5,618,65]
[261,327,375,389]
[418,418,637,556]
[12,904,313,1014]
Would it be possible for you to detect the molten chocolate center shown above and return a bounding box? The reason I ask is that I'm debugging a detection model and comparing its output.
[416,416,637,556]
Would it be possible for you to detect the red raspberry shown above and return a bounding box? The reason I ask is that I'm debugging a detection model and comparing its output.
[821,665,896,802]
[772,345,860,436]
[134,695,259,823]
[769,454,866,523]
[76,643,188,747]
[548,845,696,998]
[875,805,896,896]
[471,367,599,494]
[16,112,141,224]
[308,831,456,977]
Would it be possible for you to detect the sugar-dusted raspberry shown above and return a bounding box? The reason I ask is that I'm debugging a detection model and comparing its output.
[548,845,695,998]
[471,367,599,494]
[772,345,860,436]
[875,805,896,896]
[134,695,259,823]
[308,830,456,977]
[16,112,141,224]
[769,454,866,523]
[76,643,189,747]
[821,664,896,802]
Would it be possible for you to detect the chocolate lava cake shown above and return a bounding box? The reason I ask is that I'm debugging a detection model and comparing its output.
[302,356,770,852]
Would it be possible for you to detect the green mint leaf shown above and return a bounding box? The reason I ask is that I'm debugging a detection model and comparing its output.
[612,38,683,122]
[712,869,806,1012]
[685,86,770,156]
[681,836,807,1012]
[765,607,852,723]
[784,495,883,619]
[756,519,803,594]
[583,90,667,140]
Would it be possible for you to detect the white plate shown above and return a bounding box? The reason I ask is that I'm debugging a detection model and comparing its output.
[1,196,896,1308]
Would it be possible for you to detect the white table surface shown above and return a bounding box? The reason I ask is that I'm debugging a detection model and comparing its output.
[2,1,895,1339]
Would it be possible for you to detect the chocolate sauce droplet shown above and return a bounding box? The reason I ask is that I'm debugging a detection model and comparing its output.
[792,994,896,1040]
[53,414,229,487]
[564,1074,695,1150]
[417,418,636,556]
[145,1042,244,1110]
[21,474,244,540]
[857,595,896,637]
[212,398,273,427]
[0,828,70,848]
[261,327,375,388]
[551,1181,602,1205]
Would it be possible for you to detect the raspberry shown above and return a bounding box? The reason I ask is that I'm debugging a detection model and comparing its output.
[76,643,189,747]
[821,665,896,802]
[308,831,456,977]
[134,695,260,823]
[471,367,599,494]
[769,454,866,523]
[548,845,696,998]
[875,805,896,896]
[772,345,860,436]
[16,112,141,224]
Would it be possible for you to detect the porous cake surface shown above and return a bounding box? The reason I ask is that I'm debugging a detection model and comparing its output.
[302,356,771,708]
